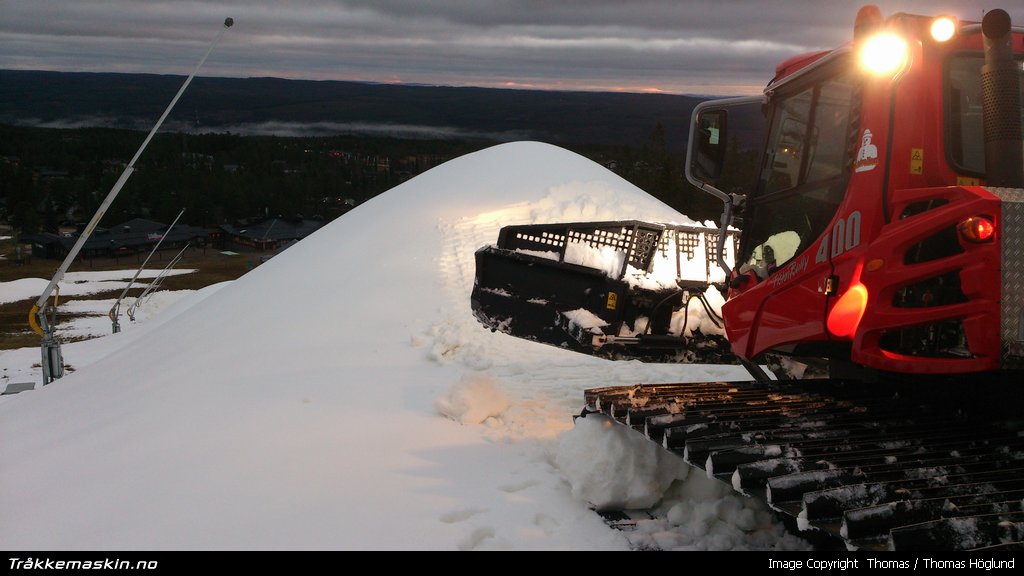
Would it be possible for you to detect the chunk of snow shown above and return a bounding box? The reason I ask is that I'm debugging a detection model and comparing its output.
[555,415,688,510]
[668,286,727,337]
[562,308,609,330]
[435,373,511,425]
[796,507,811,531]
[513,248,559,261]
[564,240,625,278]
[732,469,745,493]
[649,471,809,550]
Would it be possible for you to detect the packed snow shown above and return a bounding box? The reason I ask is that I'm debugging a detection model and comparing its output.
[0,142,806,550]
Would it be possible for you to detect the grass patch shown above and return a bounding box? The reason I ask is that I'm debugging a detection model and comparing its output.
[0,244,276,350]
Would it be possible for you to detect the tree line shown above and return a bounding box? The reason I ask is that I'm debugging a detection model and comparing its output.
[0,123,722,235]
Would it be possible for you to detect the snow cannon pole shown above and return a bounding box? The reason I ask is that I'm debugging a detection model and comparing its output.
[109,208,186,333]
[128,242,191,322]
[32,17,234,385]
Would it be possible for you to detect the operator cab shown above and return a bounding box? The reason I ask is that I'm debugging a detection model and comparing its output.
[686,6,1024,368]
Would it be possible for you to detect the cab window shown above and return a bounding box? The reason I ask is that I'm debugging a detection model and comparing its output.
[947,55,1024,175]
[739,65,857,277]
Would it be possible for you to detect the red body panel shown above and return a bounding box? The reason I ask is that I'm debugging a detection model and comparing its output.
[852,186,1002,372]
[722,11,1018,374]
[723,251,829,360]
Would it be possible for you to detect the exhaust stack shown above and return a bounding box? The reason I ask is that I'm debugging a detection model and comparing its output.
[981,9,1023,188]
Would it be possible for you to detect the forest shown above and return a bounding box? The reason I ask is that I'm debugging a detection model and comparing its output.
[0,122,724,234]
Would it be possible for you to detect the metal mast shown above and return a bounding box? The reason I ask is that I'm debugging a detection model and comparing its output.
[31,18,233,384]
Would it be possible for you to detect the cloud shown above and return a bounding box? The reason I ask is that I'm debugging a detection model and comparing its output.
[0,0,1009,95]
[10,115,532,141]
[203,120,533,141]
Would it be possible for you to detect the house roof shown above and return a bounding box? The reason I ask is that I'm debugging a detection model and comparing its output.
[221,218,326,242]
[21,220,208,252]
[116,218,167,235]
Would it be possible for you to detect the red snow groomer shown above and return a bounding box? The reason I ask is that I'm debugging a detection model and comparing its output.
[472,7,1024,550]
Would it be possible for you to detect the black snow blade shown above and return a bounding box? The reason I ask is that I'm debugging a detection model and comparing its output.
[471,220,737,363]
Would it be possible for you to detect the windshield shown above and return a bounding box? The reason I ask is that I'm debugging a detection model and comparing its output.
[947,54,1024,176]
[738,65,857,276]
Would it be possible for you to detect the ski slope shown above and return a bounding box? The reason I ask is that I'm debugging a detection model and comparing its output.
[0,142,807,550]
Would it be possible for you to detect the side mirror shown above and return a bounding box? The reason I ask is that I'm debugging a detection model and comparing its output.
[685,95,766,278]
[693,110,727,181]
[685,96,766,202]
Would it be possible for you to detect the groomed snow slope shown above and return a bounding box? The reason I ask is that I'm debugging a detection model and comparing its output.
[1,142,796,550]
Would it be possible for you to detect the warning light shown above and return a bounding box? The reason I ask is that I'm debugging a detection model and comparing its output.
[827,283,868,338]
[957,216,995,243]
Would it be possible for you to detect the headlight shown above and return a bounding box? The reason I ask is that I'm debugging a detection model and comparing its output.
[859,32,909,76]
[930,16,957,42]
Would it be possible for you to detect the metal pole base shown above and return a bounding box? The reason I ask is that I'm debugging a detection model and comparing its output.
[40,336,64,384]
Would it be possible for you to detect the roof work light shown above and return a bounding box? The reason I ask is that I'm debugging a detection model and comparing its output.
[930,16,957,42]
[859,32,909,75]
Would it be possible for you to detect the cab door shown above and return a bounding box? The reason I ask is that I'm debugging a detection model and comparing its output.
[723,60,859,359]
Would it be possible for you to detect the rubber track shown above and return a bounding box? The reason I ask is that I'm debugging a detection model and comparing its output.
[583,379,1024,551]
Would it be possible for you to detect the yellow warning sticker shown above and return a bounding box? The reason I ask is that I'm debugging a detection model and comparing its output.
[606,292,618,310]
[957,176,981,186]
[910,148,923,175]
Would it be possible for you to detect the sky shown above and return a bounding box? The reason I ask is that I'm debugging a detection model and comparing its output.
[0,1,1013,95]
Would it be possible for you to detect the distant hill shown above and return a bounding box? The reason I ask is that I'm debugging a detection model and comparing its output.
[0,70,707,150]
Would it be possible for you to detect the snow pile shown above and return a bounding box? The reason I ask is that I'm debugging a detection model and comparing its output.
[635,476,810,551]
[435,372,510,425]
[554,414,810,551]
[513,248,558,261]
[555,414,688,510]
[626,233,715,289]
[564,240,626,277]
[0,142,780,550]
[671,286,728,337]
[555,222,734,291]
[562,308,609,331]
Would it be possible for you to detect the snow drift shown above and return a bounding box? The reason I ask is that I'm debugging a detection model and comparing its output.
[0,142,786,550]
[556,415,689,510]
